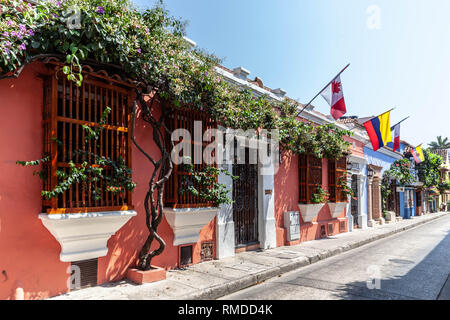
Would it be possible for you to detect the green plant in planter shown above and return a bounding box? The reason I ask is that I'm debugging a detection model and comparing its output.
[310,185,329,204]
[180,157,238,206]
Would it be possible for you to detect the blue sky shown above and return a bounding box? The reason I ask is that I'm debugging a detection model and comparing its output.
[133,0,450,147]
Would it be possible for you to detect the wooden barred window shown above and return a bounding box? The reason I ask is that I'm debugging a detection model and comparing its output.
[164,108,217,208]
[328,157,347,203]
[298,154,323,204]
[42,70,134,213]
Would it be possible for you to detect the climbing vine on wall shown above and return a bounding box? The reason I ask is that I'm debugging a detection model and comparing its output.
[3,0,353,270]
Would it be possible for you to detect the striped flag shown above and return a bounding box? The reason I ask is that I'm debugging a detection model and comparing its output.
[363,110,393,151]
[412,145,425,164]
[391,123,401,152]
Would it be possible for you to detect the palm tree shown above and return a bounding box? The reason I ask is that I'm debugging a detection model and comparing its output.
[428,136,450,150]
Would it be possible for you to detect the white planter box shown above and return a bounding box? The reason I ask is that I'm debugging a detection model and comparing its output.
[39,210,137,262]
[298,203,325,223]
[328,202,348,218]
[163,207,219,246]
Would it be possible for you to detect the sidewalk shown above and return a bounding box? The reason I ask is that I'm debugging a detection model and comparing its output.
[50,211,450,300]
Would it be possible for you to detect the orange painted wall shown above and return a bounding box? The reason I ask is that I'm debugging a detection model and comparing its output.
[0,62,216,299]
[274,150,348,247]
[0,63,70,300]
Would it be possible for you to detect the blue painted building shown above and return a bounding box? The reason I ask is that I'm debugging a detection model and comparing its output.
[364,145,403,225]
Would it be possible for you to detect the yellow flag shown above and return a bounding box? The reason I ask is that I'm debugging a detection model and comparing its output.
[416,145,425,162]
[379,111,392,145]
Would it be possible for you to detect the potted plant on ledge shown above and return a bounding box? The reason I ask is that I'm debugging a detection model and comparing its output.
[164,157,238,246]
[298,185,329,223]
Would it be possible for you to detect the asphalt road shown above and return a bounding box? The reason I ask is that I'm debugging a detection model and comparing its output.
[220,215,450,300]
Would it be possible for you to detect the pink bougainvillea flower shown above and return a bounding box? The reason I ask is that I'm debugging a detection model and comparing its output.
[96,6,105,14]
[19,43,26,50]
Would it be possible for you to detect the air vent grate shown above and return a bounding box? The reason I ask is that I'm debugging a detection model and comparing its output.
[328,223,334,236]
[201,241,214,262]
[340,221,346,232]
[320,225,326,238]
[71,258,98,290]
[179,245,193,267]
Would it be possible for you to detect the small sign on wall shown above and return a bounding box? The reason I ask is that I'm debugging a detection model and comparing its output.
[284,211,300,241]
[396,187,405,192]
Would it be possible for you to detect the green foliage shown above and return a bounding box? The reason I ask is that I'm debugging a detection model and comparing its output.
[381,159,415,212]
[428,136,450,151]
[438,180,450,192]
[1,0,352,160]
[17,106,136,201]
[276,100,352,159]
[180,157,238,205]
[338,172,356,200]
[417,149,443,188]
[383,159,415,186]
[310,185,329,204]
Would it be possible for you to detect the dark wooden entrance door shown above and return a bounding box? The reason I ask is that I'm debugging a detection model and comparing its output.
[351,175,359,227]
[233,148,259,247]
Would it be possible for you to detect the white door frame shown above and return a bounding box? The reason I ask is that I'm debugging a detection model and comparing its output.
[215,130,277,259]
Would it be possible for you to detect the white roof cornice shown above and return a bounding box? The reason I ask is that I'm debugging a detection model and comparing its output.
[214,66,359,129]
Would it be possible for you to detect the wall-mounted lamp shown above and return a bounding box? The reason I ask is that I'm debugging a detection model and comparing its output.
[367,169,374,178]
[347,162,354,171]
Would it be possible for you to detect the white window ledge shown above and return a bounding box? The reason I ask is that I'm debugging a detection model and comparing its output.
[39,210,137,262]
[298,203,325,223]
[163,207,219,246]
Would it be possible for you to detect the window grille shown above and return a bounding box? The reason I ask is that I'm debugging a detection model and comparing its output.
[298,154,323,204]
[164,108,217,208]
[328,157,347,203]
[42,71,133,213]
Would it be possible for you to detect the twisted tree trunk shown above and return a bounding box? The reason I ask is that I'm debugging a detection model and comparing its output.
[131,91,174,271]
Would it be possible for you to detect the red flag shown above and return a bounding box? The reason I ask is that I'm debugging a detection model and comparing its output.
[320,75,347,120]
[391,123,400,152]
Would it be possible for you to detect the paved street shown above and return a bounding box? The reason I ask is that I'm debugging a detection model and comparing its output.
[220,215,450,300]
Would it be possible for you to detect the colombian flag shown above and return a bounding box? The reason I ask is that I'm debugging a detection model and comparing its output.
[363,111,393,151]
[412,145,425,164]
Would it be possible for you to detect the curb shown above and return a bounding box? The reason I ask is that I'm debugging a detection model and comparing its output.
[186,212,450,300]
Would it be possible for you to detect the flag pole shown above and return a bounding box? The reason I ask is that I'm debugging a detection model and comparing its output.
[297,63,350,117]
[391,116,410,129]
[363,107,396,124]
